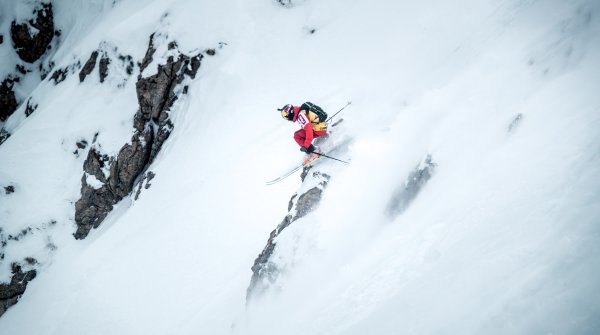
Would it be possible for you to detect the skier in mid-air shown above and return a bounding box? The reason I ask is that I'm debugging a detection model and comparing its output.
[279,102,328,164]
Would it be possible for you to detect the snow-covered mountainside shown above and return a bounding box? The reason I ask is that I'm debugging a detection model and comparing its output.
[1,0,599,333]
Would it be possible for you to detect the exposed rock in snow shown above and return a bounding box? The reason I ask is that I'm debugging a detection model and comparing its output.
[0,78,18,122]
[508,113,524,133]
[79,50,99,82]
[78,43,135,86]
[9,3,55,63]
[134,171,156,200]
[247,167,330,300]
[24,98,38,117]
[386,154,436,219]
[74,35,202,239]
[98,55,110,83]
[134,42,202,160]
[0,128,10,145]
[4,185,15,195]
[0,262,37,318]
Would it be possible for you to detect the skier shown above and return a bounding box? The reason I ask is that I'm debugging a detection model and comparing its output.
[279,102,328,164]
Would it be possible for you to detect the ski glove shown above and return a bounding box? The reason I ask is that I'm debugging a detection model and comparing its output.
[300,144,316,154]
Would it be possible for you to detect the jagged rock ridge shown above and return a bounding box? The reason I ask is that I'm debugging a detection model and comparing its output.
[247,168,330,300]
[0,262,37,317]
[74,34,202,239]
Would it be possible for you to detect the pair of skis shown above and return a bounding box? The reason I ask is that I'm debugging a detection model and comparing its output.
[265,152,349,185]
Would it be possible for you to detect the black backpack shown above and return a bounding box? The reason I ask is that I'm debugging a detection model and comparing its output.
[302,102,328,123]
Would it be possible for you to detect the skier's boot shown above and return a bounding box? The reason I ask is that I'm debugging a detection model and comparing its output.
[303,152,319,165]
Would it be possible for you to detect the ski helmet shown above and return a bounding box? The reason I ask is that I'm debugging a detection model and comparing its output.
[279,104,294,121]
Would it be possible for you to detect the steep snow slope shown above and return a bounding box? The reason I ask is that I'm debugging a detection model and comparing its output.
[1,0,599,334]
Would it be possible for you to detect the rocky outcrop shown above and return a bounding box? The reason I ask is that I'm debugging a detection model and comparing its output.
[0,262,37,317]
[247,168,330,299]
[74,35,202,239]
[0,128,10,145]
[0,78,18,122]
[24,98,38,117]
[4,185,15,195]
[386,155,436,219]
[78,45,134,85]
[10,3,55,63]
[98,55,110,83]
[79,51,99,82]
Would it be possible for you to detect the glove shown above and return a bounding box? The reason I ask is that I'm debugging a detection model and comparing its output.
[300,144,315,154]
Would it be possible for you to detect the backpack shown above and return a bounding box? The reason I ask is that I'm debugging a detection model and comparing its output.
[302,102,328,123]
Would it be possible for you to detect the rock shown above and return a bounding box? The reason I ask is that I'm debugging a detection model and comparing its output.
[15,64,28,74]
[508,113,524,133]
[0,262,37,317]
[82,148,110,183]
[10,3,55,63]
[385,155,436,219]
[0,128,10,145]
[76,140,88,149]
[79,50,99,82]
[74,35,202,239]
[24,98,38,117]
[39,60,55,80]
[4,185,15,195]
[0,78,18,122]
[99,55,110,83]
[49,67,68,84]
[108,130,153,199]
[247,172,329,300]
[74,174,116,239]
[138,33,156,74]
[134,171,156,200]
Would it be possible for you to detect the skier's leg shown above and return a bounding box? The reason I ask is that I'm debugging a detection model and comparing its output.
[294,129,307,147]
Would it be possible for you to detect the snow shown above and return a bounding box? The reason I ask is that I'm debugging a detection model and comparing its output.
[1,0,599,334]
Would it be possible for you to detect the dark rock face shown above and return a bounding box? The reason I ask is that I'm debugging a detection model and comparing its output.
[98,55,110,83]
[4,185,15,195]
[0,78,18,122]
[386,155,436,219]
[10,3,55,63]
[24,98,38,117]
[74,35,202,239]
[0,263,37,317]
[134,171,156,200]
[74,134,156,239]
[247,169,330,300]
[0,128,10,145]
[79,50,99,82]
[49,67,68,84]
[138,33,156,74]
[48,61,81,85]
[134,48,202,160]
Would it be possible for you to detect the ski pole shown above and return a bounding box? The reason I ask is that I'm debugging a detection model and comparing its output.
[325,101,351,123]
[314,152,350,164]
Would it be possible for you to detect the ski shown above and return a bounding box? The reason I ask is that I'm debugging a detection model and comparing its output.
[265,165,303,185]
[265,156,321,185]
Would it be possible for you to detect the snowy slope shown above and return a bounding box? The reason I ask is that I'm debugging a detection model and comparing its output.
[1,0,599,334]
